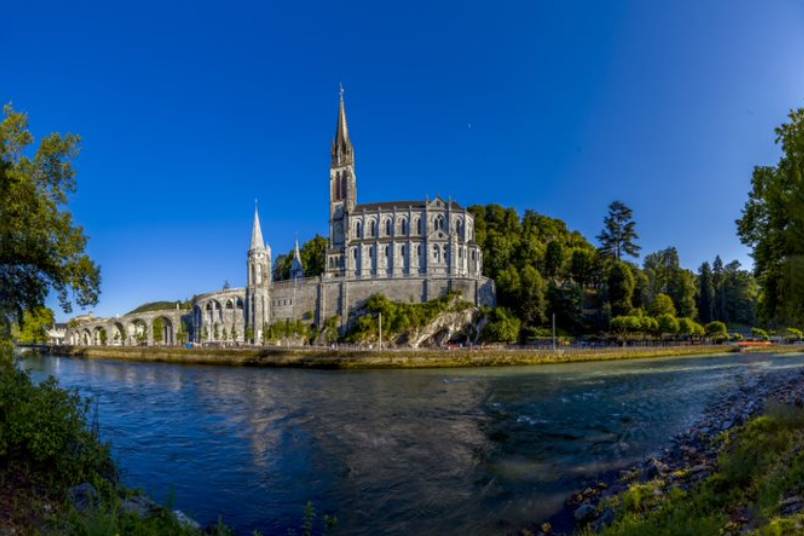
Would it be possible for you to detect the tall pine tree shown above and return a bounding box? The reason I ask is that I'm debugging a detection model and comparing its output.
[597,201,641,260]
[697,262,715,324]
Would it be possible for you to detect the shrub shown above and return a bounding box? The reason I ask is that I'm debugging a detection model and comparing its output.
[481,307,521,343]
[650,294,677,317]
[345,292,472,344]
[751,327,770,341]
[677,317,704,339]
[706,321,728,339]
[784,327,803,342]
[656,314,679,336]
[0,363,114,490]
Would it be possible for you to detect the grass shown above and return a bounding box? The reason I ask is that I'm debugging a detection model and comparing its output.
[595,404,804,535]
[50,343,804,370]
[1,353,340,535]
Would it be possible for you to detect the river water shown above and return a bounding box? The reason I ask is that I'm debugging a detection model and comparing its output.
[19,352,804,535]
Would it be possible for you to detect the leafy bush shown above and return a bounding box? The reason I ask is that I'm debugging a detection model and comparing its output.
[656,314,679,336]
[346,292,472,344]
[784,327,802,342]
[677,317,704,339]
[0,363,114,491]
[263,319,313,343]
[481,307,521,343]
[705,321,728,339]
[751,327,770,340]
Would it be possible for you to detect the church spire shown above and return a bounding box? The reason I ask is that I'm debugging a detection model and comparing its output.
[250,203,265,251]
[331,84,354,166]
[290,239,304,280]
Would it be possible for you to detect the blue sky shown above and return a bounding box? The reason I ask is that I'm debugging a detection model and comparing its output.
[4,1,804,320]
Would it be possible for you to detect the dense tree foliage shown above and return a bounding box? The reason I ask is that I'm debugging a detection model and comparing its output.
[0,105,100,350]
[738,107,804,327]
[469,199,767,342]
[10,306,54,344]
[273,234,328,280]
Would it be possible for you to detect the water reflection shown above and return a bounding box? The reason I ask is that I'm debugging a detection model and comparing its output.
[20,353,804,535]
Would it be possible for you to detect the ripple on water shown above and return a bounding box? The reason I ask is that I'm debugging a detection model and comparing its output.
[18,352,804,535]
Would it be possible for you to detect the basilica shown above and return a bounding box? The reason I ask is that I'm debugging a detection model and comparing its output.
[66,90,495,346]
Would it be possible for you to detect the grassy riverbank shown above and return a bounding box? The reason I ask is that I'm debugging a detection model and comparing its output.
[595,403,804,536]
[47,343,804,369]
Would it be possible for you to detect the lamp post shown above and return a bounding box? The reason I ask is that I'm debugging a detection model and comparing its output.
[378,312,383,351]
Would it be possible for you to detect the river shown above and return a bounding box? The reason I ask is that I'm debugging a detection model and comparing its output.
[19,352,804,535]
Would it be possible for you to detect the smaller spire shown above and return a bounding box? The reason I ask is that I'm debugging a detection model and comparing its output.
[290,239,304,279]
[250,203,265,251]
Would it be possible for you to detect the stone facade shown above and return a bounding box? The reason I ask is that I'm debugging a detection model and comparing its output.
[66,89,495,346]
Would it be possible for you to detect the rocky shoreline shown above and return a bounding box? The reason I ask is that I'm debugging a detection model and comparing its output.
[532,360,804,535]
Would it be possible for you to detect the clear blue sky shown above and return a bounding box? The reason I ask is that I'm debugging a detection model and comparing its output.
[4,1,804,320]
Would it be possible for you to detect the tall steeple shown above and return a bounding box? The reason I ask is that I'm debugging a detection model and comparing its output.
[331,83,354,167]
[250,203,265,251]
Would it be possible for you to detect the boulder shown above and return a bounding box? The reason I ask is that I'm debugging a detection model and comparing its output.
[573,502,596,523]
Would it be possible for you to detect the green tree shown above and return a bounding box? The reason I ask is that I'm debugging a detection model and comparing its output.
[737,107,804,327]
[543,240,564,279]
[519,265,547,325]
[697,262,716,324]
[152,317,164,343]
[607,261,635,317]
[481,307,521,343]
[300,234,328,277]
[0,105,100,352]
[657,314,679,337]
[706,321,728,340]
[678,317,704,340]
[751,327,769,341]
[11,307,55,344]
[570,249,594,287]
[650,293,677,317]
[597,201,641,260]
[784,327,803,342]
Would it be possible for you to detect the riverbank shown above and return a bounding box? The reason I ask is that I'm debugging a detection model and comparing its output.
[44,343,803,369]
[535,359,804,535]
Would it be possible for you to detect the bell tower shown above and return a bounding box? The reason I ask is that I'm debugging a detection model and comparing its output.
[246,203,271,342]
[328,84,356,274]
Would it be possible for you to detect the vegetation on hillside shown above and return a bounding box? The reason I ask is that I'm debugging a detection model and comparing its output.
[597,405,804,535]
[738,107,804,329]
[126,300,192,315]
[344,292,473,344]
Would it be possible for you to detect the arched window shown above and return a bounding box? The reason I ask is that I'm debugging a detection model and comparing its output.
[340,173,348,200]
[369,220,376,237]
[433,244,441,263]
[369,245,374,257]
[400,218,408,235]
[385,219,392,236]
[205,302,212,311]
[417,244,422,257]
[416,218,422,235]
[434,215,444,231]
[385,245,390,257]
[225,300,233,310]
[353,247,358,260]
[456,218,463,235]
[471,250,476,261]
[236,298,244,309]
[355,221,362,238]
[400,245,406,257]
